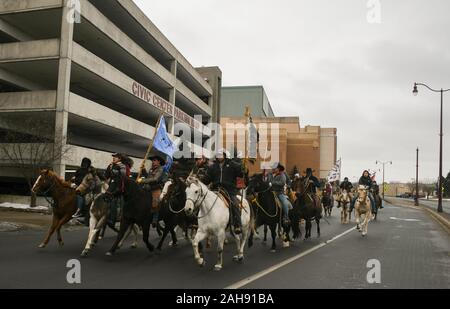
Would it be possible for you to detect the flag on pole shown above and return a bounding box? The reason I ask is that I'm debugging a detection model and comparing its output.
[152,116,176,172]
[327,159,341,183]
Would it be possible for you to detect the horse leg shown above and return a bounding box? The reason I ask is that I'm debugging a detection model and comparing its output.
[248,229,254,248]
[131,224,139,248]
[263,224,268,242]
[316,218,321,238]
[117,223,133,249]
[81,215,103,257]
[55,214,72,247]
[305,220,311,240]
[362,213,370,237]
[192,230,207,267]
[39,215,58,248]
[157,226,170,251]
[106,219,130,256]
[99,223,107,240]
[142,221,154,253]
[215,230,226,271]
[355,210,361,231]
[170,228,178,247]
[270,224,277,252]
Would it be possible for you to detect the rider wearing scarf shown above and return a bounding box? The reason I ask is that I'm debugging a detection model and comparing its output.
[350,170,376,213]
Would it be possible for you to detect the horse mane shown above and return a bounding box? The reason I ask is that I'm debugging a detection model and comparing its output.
[46,170,74,189]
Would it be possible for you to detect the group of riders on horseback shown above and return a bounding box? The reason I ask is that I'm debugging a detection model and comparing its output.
[70,150,383,235]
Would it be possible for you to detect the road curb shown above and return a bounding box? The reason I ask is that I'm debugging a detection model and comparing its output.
[384,198,450,234]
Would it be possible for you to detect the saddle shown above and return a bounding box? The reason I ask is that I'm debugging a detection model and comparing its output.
[217,188,244,210]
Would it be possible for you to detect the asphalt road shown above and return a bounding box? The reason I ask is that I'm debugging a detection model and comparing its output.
[0,200,449,289]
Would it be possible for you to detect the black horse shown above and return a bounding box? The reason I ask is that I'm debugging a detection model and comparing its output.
[321,189,333,217]
[105,175,154,255]
[247,173,282,252]
[289,177,322,240]
[157,177,197,250]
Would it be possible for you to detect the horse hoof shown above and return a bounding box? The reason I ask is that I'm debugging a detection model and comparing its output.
[131,244,137,249]
[81,250,89,257]
[270,249,276,253]
[362,233,367,237]
[58,241,64,247]
[197,258,205,267]
[214,265,222,271]
[147,246,154,252]
[232,255,244,262]
[282,241,290,248]
[99,236,103,240]
[106,252,113,256]
[38,243,46,248]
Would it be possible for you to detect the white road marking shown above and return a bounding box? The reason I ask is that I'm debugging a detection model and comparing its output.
[225,226,356,289]
[389,217,421,222]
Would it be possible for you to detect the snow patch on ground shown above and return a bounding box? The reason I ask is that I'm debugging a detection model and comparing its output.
[0,203,49,211]
[0,222,21,232]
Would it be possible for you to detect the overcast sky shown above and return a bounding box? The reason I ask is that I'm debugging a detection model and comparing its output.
[135,0,450,183]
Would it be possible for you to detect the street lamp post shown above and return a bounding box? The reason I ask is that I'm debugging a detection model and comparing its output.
[413,83,450,213]
[415,147,419,206]
[376,160,392,200]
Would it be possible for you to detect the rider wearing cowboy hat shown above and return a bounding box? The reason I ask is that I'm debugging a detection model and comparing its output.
[267,162,293,225]
[206,149,244,234]
[138,154,167,227]
[305,168,321,193]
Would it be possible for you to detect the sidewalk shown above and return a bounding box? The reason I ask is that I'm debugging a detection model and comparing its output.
[385,197,450,234]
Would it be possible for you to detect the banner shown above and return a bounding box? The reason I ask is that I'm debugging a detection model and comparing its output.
[327,159,341,183]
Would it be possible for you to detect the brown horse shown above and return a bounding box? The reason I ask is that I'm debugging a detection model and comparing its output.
[289,177,322,240]
[31,169,77,248]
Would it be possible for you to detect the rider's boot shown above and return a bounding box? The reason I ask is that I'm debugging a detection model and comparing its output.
[232,206,242,235]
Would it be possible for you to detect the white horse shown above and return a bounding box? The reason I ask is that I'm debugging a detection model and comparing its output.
[76,172,138,257]
[354,185,371,236]
[184,177,252,271]
[339,189,351,224]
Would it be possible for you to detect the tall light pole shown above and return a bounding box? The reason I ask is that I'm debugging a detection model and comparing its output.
[376,160,392,200]
[415,147,419,206]
[413,83,450,213]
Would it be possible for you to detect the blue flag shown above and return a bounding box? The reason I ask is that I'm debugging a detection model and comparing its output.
[153,116,176,161]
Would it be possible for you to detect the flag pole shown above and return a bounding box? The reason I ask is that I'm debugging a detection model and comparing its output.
[137,115,163,180]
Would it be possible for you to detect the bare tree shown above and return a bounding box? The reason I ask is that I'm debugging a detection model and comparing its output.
[0,118,71,207]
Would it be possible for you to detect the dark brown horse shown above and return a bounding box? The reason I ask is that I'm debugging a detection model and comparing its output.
[31,169,77,248]
[289,177,322,240]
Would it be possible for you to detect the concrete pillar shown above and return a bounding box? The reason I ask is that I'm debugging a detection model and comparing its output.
[53,0,74,178]
[168,59,177,135]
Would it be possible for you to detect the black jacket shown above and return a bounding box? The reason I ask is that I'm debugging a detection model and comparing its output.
[340,180,353,192]
[358,176,373,188]
[73,168,89,186]
[207,159,243,193]
[305,175,321,193]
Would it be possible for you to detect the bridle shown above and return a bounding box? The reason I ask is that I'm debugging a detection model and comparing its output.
[185,182,220,219]
[34,175,58,208]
